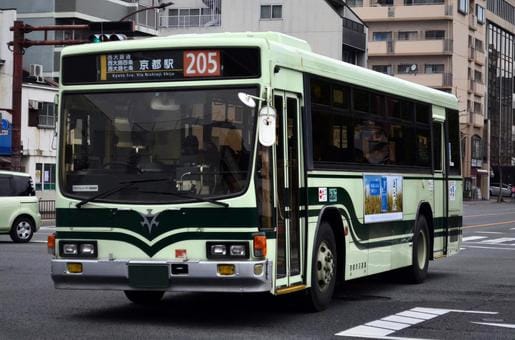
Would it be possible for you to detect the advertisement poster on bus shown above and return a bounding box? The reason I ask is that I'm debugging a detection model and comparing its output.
[364,175,403,223]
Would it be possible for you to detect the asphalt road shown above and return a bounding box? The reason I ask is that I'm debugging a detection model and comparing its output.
[1,200,514,339]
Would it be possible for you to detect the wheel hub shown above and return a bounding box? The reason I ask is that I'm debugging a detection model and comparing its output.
[316,241,335,291]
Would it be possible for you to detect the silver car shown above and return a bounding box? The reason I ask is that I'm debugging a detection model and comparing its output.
[489,183,512,197]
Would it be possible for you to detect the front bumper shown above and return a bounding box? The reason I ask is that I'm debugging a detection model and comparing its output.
[51,259,272,293]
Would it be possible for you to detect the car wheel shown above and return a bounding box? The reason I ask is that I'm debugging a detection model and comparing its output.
[304,221,337,312]
[124,290,165,305]
[403,215,429,283]
[9,216,35,243]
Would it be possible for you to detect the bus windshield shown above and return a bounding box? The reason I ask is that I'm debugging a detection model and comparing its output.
[60,87,258,204]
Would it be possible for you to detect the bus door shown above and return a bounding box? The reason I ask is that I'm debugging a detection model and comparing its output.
[274,91,304,289]
[432,121,448,256]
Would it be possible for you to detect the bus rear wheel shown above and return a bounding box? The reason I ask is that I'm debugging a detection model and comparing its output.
[305,221,337,312]
[124,290,165,305]
[404,215,429,283]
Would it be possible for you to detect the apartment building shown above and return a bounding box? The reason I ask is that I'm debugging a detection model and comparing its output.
[352,0,490,199]
[159,0,368,66]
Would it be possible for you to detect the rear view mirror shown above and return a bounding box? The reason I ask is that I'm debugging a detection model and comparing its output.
[258,106,276,147]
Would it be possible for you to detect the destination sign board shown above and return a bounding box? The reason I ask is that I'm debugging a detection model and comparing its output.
[62,48,260,85]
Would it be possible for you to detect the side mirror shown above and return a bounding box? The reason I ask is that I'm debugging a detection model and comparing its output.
[258,106,276,147]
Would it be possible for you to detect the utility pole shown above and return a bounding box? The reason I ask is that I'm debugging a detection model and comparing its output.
[7,21,139,173]
[497,73,505,202]
[8,21,89,171]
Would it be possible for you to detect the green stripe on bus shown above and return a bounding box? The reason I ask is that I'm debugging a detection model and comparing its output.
[56,207,260,241]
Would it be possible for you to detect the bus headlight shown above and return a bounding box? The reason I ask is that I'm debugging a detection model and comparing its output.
[59,241,97,258]
[207,242,249,259]
[62,243,78,255]
[230,245,246,256]
[79,243,96,256]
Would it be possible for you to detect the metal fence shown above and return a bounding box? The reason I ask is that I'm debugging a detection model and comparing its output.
[39,200,55,220]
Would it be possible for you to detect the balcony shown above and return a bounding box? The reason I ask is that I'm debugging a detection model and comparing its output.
[160,14,221,28]
[354,4,452,21]
[471,112,484,128]
[369,39,452,56]
[475,81,486,96]
[396,73,451,89]
[469,14,477,30]
[475,49,485,65]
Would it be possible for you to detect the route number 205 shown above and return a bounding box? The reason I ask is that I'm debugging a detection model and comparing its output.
[183,50,221,77]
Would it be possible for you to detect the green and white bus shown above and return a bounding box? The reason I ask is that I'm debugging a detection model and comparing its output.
[49,32,462,310]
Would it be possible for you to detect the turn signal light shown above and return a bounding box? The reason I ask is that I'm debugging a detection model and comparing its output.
[67,262,83,274]
[217,264,235,276]
[253,233,267,258]
[47,233,56,255]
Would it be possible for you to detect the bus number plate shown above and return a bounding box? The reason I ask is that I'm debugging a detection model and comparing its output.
[128,264,170,289]
[183,50,221,77]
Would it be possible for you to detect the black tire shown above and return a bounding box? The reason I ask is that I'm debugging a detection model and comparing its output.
[305,221,337,312]
[404,215,429,283]
[9,216,35,243]
[124,290,165,305]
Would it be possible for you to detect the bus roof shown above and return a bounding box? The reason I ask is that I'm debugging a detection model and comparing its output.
[61,31,458,110]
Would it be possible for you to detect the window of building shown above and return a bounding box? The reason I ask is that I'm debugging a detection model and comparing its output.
[474,101,482,113]
[377,0,394,5]
[425,30,445,40]
[476,4,485,24]
[404,0,444,4]
[260,5,282,19]
[372,31,392,41]
[397,64,416,74]
[372,65,392,75]
[475,38,484,52]
[398,31,418,40]
[471,135,482,167]
[28,101,56,129]
[35,163,56,191]
[474,70,483,83]
[425,64,444,74]
[458,0,469,14]
[346,0,363,6]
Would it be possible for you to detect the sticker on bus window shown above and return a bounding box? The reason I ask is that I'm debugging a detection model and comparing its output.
[318,188,327,202]
[449,181,456,201]
[364,175,403,223]
[329,188,338,202]
[72,185,99,192]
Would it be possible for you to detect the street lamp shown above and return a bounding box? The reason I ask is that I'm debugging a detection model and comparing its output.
[119,2,174,22]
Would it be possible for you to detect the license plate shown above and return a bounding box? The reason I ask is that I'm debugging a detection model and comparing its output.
[128,265,170,289]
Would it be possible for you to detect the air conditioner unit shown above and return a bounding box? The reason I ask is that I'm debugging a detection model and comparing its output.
[29,100,39,110]
[29,64,44,83]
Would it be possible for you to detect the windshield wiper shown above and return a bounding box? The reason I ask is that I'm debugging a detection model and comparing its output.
[75,178,170,208]
[138,190,229,208]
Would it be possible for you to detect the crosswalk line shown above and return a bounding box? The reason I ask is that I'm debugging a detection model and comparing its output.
[480,237,515,244]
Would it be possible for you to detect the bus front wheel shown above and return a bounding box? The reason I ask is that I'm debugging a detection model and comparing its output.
[405,215,429,283]
[124,290,165,305]
[305,221,337,312]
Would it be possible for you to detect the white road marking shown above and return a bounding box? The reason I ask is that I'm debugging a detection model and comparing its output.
[466,245,515,251]
[480,237,515,244]
[335,307,497,339]
[472,322,515,329]
[474,231,504,234]
[462,236,488,242]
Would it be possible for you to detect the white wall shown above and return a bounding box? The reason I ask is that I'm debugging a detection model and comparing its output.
[161,0,344,60]
[21,83,58,199]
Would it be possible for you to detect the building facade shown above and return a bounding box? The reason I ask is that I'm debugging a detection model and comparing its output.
[159,0,368,66]
[486,0,515,187]
[352,0,490,199]
[0,0,162,79]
